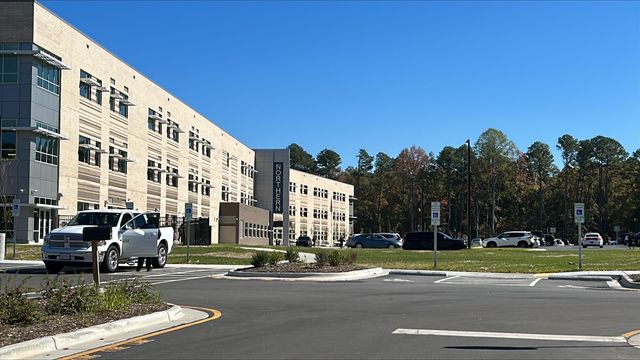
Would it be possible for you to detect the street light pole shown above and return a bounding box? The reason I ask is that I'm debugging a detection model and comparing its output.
[467,139,472,248]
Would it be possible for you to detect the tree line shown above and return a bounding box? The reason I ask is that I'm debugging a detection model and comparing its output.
[288,128,640,241]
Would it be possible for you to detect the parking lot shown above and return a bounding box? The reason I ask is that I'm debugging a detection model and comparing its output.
[1,262,638,359]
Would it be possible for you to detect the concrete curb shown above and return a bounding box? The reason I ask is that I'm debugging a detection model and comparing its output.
[240,247,316,264]
[388,269,534,279]
[225,267,388,282]
[548,275,616,282]
[388,270,447,277]
[628,333,640,349]
[0,305,183,359]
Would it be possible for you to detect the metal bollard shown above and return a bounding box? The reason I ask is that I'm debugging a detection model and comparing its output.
[0,233,5,261]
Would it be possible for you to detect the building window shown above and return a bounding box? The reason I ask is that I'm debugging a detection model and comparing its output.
[300,207,308,217]
[35,136,58,165]
[166,120,180,143]
[109,146,128,174]
[300,185,308,195]
[222,151,230,167]
[79,70,103,104]
[109,87,129,118]
[0,119,17,159]
[289,182,297,193]
[78,136,101,166]
[0,45,18,83]
[147,109,163,134]
[188,131,199,151]
[221,185,229,201]
[202,139,211,158]
[188,174,199,193]
[147,159,162,183]
[77,202,99,211]
[202,180,211,196]
[166,166,179,188]
[36,61,60,94]
[289,205,296,216]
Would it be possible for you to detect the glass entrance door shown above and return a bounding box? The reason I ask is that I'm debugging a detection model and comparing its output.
[36,209,52,242]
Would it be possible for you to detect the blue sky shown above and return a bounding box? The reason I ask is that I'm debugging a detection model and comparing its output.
[42,0,640,168]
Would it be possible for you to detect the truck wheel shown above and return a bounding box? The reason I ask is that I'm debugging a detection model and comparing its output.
[152,243,168,268]
[517,241,528,248]
[44,261,64,274]
[101,245,119,273]
[486,242,497,248]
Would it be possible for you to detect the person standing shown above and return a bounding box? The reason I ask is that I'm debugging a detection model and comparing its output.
[629,232,636,249]
[137,256,153,271]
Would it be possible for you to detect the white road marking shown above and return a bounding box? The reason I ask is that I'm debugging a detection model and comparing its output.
[434,276,459,284]
[529,278,542,287]
[384,279,414,283]
[149,275,214,285]
[392,329,627,343]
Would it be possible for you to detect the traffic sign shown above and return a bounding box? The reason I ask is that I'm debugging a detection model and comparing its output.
[11,199,20,217]
[185,202,193,221]
[574,203,585,224]
[431,202,440,226]
[614,225,620,232]
[550,227,556,234]
[125,201,134,210]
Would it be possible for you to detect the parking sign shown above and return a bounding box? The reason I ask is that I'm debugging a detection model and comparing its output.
[185,202,193,221]
[574,203,585,224]
[431,202,440,226]
[11,199,20,217]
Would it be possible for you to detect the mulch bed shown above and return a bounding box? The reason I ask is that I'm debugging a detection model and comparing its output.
[238,263,368,273]
[0,302,170,348]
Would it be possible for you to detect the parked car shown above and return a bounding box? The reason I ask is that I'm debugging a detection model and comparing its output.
[296,235,314,247]
[608,239,618,245]
[531,231,544,245]
[543,234,556,246]
[42,210,174,274]
[482,231,538,248]
[402,232,466,251]
[582,232,603,248]
[346,234,402,249]
[377,233,403,244]
[554,239,566,246]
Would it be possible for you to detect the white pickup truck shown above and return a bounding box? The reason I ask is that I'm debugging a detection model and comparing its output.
[42,210,174,274]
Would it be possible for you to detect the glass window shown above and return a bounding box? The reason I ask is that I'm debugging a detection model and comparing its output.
[0,54,18,83]
[35,136,58,165]
[1,119,17,159]
[36,61,60,94]
[78,136,90,164]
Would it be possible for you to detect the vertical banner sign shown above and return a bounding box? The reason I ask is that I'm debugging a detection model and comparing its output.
[185,202,193,221]
[273,162,283,214]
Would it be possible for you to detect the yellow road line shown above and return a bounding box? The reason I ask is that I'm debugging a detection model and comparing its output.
[59,306,221,360]
[622,329,640,339]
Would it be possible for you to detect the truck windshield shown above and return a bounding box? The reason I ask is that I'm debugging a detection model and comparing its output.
[67,213,121,227]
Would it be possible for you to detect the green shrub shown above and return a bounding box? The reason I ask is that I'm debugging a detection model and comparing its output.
[268,252,284,266]
[345,250,358,265]
[315,249,329,267]
[42,278,98,315]
[284,248,300,263]
[95,279,161,313]
[0,282,42,325]
[328,250,344,266]
[250,251,271,267]
[42,277,161,315]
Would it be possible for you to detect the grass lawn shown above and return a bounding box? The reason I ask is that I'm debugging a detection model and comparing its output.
[5,244,640,273]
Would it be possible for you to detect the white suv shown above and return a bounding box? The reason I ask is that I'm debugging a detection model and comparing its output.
[582,233,604,248]
[482,231,538,248]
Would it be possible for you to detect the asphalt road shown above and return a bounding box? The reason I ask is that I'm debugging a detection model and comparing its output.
[1,265,638,359]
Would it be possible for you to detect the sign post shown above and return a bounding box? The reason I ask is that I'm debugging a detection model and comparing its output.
[11,199,20,258]
[185,202,193,263]
[431,202,440,270]
[614,225,620,244]
[574,203,585,270]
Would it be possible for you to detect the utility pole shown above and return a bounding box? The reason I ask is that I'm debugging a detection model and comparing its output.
[467,139,472,248]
